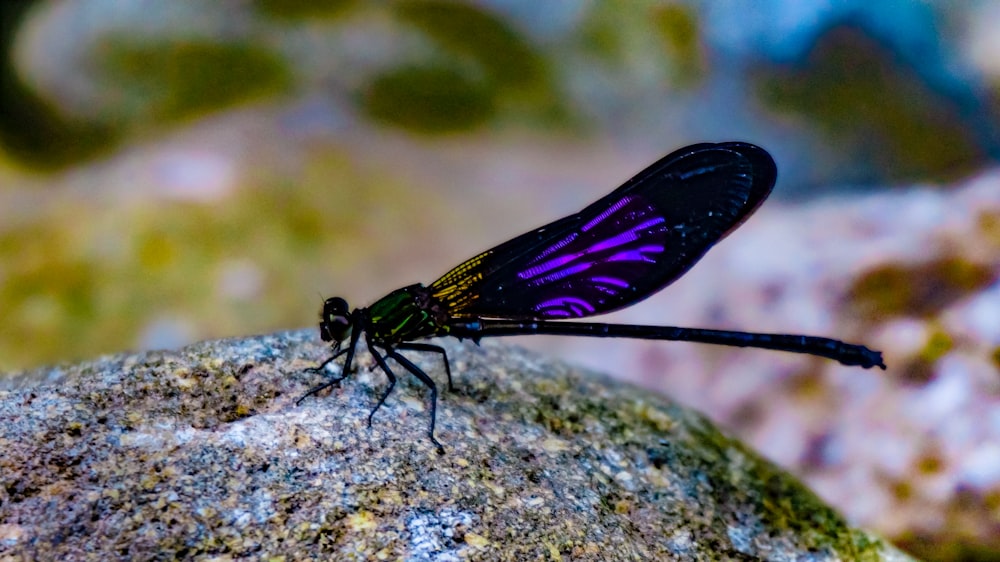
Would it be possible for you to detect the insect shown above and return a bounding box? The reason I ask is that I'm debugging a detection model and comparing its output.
[300,142,885,452]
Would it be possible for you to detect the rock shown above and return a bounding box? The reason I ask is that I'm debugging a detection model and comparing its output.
[0,331,915,560]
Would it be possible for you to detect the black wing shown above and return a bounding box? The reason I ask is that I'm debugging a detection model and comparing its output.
[429,142,776,319]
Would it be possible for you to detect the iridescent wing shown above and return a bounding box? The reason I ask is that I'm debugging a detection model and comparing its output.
[429,142,776,319]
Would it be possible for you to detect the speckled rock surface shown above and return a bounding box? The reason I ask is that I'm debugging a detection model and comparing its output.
[0,332,915,561]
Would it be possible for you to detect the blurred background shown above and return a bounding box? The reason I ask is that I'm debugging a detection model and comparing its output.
[2,1,999,559]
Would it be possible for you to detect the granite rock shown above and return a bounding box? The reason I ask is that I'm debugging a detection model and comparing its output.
[0,332,915,561]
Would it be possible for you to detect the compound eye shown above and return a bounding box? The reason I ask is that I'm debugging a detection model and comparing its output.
[319,297,352,342]
[325,297,349,316]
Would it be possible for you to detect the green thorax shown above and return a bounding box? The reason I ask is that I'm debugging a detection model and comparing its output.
[366,284,449,344]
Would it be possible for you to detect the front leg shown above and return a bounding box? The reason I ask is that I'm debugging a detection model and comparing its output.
[305,344,347,374]
[297,327,362,405]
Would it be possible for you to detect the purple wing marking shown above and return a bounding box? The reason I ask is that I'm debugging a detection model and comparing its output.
[606,245,664,263]
[510,194,669,318]
[581,195,632,231]
[536,296,596,317]
[590,276,629,288]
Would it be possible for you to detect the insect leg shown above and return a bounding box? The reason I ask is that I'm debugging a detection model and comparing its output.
[305,344,347,374]
[384,347,445,453]
[364,332,400,429]
[298,327,362,405]
[394,342,454,391]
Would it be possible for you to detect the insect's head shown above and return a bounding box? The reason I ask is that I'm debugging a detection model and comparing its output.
[319,297,353,343]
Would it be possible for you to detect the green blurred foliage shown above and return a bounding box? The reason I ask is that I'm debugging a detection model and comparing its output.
[362,64,496,133]
[896,327,954,385]
[252,0,357,20]
[358,0,563,133]
[0,1,570,165]
[3,1,990,177]
[0,151,434,371]
[575,2,705,93]
[918,329,954,364]
[0,69,119,170]
[650,4,706,87]
[0,1,118,169]
[394,1,545,92]
[97,39,292,125]
[0,222,102,368]
[758,26,985,184]
[577,2,628,63]
[848,257,997,320]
